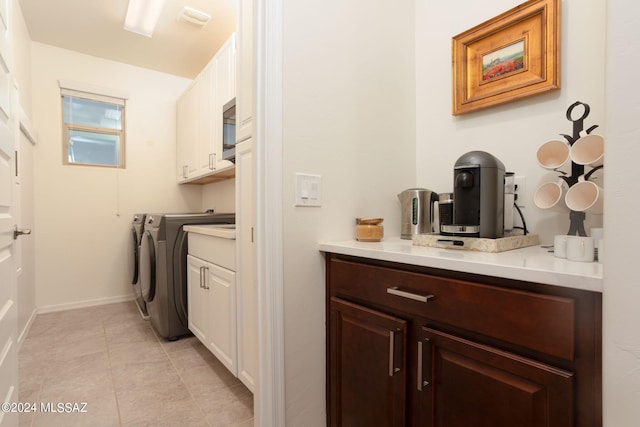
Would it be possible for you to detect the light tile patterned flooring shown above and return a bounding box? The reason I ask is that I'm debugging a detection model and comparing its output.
[18,301,253,427]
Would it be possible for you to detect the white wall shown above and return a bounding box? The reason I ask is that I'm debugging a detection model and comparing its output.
[201,179,235,213]
[416,0,606,244]
[603,0,640,424]
[281,0,416,424]
[277,0,621,424]
[30,42,201,310]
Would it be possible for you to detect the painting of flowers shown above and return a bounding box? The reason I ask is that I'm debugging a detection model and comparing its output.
[482,40,525,81]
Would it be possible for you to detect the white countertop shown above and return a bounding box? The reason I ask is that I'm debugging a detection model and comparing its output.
[319,237,603,293]
[184,224,236,239]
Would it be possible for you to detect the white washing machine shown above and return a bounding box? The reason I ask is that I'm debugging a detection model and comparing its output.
[139,212,235,340]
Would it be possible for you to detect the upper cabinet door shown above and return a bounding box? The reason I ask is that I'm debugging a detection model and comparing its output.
[197,65,215,174]
[216,33,236,109]
[176,83,198,182]
[236,0,253,142]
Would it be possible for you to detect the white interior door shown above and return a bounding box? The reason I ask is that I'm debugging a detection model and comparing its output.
[0,0,18,421]
[0,80,17,427]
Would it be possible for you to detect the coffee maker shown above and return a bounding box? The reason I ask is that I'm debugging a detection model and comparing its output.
[441,151,505,238]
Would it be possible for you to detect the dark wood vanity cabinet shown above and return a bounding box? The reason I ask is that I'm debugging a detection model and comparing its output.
[325,253,602,427]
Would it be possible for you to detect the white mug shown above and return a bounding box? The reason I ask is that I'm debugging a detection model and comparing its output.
[537,140,571,170]
[570,132,604,167]
[554,235,568,258]
[590,227,604,241]
[565,177,604,214]
[566,236,595,262]
[534,179,569,212]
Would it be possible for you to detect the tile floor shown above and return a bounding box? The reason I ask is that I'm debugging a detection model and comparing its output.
[18,301,253,427]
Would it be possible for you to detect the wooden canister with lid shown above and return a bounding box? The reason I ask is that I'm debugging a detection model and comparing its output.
[355,218,384,242]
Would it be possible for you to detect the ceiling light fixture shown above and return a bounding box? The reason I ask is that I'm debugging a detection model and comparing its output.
[177,6,211,27]
[124,0,166,37]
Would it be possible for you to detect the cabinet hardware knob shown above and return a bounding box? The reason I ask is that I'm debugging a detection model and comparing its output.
[387,286,434,303]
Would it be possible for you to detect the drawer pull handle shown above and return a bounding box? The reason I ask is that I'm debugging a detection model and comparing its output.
[387,286,434,303]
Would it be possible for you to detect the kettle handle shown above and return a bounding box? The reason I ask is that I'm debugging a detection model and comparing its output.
[430,192,439,233]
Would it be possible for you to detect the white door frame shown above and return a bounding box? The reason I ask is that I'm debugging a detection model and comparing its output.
[255,0,286,425]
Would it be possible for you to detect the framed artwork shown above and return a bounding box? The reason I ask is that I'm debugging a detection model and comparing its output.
[452,0,560,115]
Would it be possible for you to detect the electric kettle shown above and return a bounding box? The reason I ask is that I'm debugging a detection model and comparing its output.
[398,188,439,239]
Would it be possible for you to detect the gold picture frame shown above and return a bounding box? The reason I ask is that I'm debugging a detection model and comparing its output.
[452,0,560,115]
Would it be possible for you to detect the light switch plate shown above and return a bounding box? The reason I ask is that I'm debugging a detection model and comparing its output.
[295,173,322,207]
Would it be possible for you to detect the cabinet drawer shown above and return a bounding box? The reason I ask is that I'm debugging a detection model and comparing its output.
[329,258,576,361]
[188,233,235,271]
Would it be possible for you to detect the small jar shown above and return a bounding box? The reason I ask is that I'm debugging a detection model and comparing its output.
[356,218,384,242]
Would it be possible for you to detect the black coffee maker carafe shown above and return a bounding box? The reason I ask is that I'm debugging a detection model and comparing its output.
[441,151,505,238]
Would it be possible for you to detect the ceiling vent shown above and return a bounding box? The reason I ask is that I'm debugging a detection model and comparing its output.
[177,6,211,27]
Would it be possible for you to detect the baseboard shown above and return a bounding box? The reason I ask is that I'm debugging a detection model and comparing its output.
[17,308,38,349]
[37,294,135,314]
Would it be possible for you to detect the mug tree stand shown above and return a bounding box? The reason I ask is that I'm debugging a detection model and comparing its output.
[556,101,603,237]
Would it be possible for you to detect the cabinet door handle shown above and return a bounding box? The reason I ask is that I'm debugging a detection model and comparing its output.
[203,266,210,289]
[199,266,204,288]
[209,153,214,170]
[417,339,431,391]
[387,286,434,303]
[389,330,395,377]
[417,340,423,390]
[388,329,401,377]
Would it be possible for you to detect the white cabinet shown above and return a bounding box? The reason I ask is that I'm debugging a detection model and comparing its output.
[176,85,198,181]
[236,0,254,142]
[177,34,236,183]
[216,33,236,112]
[235,139,257,392]
[187,231,238,375]
[196,66,215,174]
[186,255,209,343]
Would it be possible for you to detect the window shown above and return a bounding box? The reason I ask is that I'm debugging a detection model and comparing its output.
[61,87,126,167]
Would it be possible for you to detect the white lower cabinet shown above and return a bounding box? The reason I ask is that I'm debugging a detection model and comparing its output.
[187,252,237,376]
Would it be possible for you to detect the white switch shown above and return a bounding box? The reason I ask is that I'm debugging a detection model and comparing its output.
[295,173,322,207]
